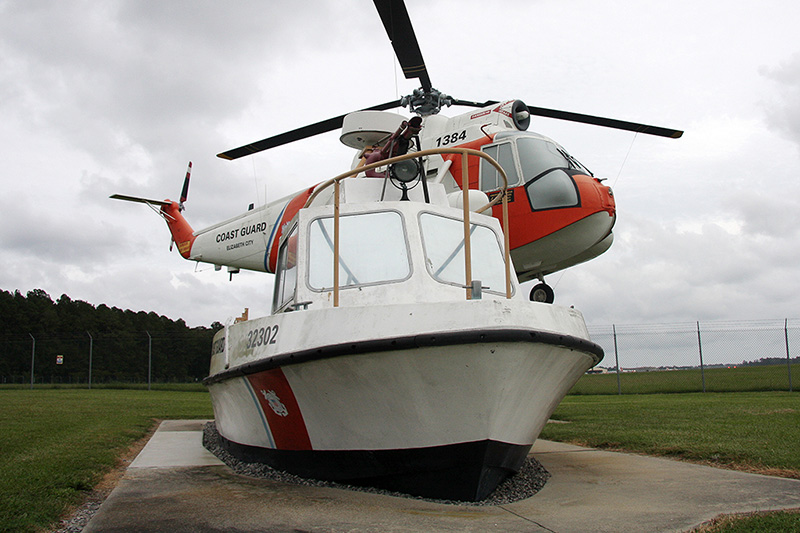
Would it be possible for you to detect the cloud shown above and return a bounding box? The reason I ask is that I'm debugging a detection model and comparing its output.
[760,53,800,150]
[1,0,800,331]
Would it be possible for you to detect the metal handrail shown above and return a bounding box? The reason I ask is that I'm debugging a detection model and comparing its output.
[303,147,511,305]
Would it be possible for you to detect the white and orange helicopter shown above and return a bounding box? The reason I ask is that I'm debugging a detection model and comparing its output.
[112,0,682,303]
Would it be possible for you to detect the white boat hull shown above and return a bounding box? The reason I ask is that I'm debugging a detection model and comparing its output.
[205,300,602,501]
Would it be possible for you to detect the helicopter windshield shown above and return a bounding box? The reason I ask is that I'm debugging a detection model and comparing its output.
[479,135,591,194]
[516,137,590,179]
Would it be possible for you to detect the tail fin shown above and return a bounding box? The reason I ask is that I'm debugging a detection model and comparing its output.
[109,194,170,207]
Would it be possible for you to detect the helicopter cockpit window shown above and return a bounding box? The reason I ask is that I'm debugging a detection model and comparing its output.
[516,137,571,178]
[525,170,580,210]
[480,142,520,191]
[273,224,299,312]
[516,137,591,178]
[308,211,411,291]
[515,137,581,210]
[419,213,508,295]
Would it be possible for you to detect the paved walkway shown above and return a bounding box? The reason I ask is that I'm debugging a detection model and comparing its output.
[84,420,800,532]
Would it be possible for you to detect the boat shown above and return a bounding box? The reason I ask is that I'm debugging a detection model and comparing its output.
[203,146,603,501]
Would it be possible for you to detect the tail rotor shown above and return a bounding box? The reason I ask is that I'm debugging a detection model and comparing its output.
[179,161,192,212]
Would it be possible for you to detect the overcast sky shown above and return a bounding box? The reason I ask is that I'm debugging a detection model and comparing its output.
[1,0,798,330]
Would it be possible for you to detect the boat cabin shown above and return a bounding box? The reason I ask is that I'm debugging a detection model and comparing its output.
[272,174,517,314]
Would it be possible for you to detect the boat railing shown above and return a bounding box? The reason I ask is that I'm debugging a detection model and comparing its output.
[303,147,511,306]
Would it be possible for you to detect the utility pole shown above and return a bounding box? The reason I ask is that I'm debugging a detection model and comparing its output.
[697,321,706,393]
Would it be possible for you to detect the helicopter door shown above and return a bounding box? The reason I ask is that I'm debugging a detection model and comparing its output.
[479,141,521,193]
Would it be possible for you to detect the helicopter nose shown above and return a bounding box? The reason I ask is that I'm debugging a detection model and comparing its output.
[594,179,615,213]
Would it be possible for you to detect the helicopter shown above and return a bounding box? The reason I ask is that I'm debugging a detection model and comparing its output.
[112,0,682,304]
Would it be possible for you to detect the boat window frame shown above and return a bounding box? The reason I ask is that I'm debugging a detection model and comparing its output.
[417,210,514,297]
[271,220,300,314]
[305,208,413,293]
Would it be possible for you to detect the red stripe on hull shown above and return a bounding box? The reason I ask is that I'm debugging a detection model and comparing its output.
[246,369,312,450]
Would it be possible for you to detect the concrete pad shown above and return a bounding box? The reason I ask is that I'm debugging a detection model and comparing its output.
[526,441,800,532]
[128,420,223,469]
[85,421,800,532]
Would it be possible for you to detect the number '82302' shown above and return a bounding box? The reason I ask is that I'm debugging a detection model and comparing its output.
[246,325,279,349]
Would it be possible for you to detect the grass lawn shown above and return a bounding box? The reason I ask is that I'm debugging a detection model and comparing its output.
[571,363,799,395]
[0,388,212,533]
[541,392,800,475]
[696,508,800,532]
[1,388,797,532]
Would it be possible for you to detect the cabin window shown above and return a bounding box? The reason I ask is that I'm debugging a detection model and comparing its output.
[308,211,411,290]
[272,224,299,312]
[525,169,579,210]
[480,142,520,191]
[419,213,508,294]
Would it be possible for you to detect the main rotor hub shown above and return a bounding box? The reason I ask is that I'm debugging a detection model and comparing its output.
[401,87,453,116]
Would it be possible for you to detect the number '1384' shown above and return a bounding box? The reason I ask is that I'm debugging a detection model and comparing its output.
[435,130,467,146]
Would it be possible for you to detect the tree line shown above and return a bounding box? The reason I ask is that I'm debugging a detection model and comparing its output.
[0,289,222,383]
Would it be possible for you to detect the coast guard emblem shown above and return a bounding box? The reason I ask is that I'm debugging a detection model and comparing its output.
[261,389,289,417]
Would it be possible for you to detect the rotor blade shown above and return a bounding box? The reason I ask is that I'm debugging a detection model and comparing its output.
[180,161,192,205]
[452,99,683,138]
[373,0,431,91]
[217,99,402,160]
[451,98,500,108]
[526,105,683,138]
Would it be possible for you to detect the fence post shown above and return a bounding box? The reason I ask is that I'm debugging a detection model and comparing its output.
[613,324,621,395]
[147,331,152,391]
[697,321,706,393]
[29,334,35,389]
[86,331,93,389]
[786,319,793,393]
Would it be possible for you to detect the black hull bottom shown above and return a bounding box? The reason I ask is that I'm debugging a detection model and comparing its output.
[219,435,531,502]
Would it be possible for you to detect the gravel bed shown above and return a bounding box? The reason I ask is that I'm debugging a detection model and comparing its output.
[51,489,109,533]
[203,421,549,506]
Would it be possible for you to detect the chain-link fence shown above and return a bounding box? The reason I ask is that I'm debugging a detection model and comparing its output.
[4,319,797,393]
[578,319,798,394]
[0,330,211,388]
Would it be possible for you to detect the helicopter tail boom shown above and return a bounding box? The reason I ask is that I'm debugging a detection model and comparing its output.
[111,194,197,259]
[161,202,196,258]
